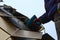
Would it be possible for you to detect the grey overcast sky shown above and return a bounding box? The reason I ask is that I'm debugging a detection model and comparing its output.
[0,0,57,40]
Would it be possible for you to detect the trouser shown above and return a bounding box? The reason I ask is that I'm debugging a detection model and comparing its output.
[54,13,60,40]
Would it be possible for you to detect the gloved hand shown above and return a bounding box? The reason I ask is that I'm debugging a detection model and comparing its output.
[33,18,41,27]
[33,18,41,24]
[30,18,41,31]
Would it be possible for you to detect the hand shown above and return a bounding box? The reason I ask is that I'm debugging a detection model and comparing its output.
[33,18,41,24]
[30,18,41,31]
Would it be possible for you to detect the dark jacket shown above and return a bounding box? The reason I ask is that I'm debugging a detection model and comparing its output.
[39,0,60,24]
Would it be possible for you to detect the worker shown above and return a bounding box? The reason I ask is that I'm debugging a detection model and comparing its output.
[33,0,60,40]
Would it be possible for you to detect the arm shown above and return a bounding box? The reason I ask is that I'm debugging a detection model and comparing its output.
[38,4,57,24]
[45,0,56,11]
[39,12,51,24]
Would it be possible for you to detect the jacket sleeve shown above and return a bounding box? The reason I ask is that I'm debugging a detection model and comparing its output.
[45,0,56,12]
[39,4,57,24]
[39,12,51,24]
